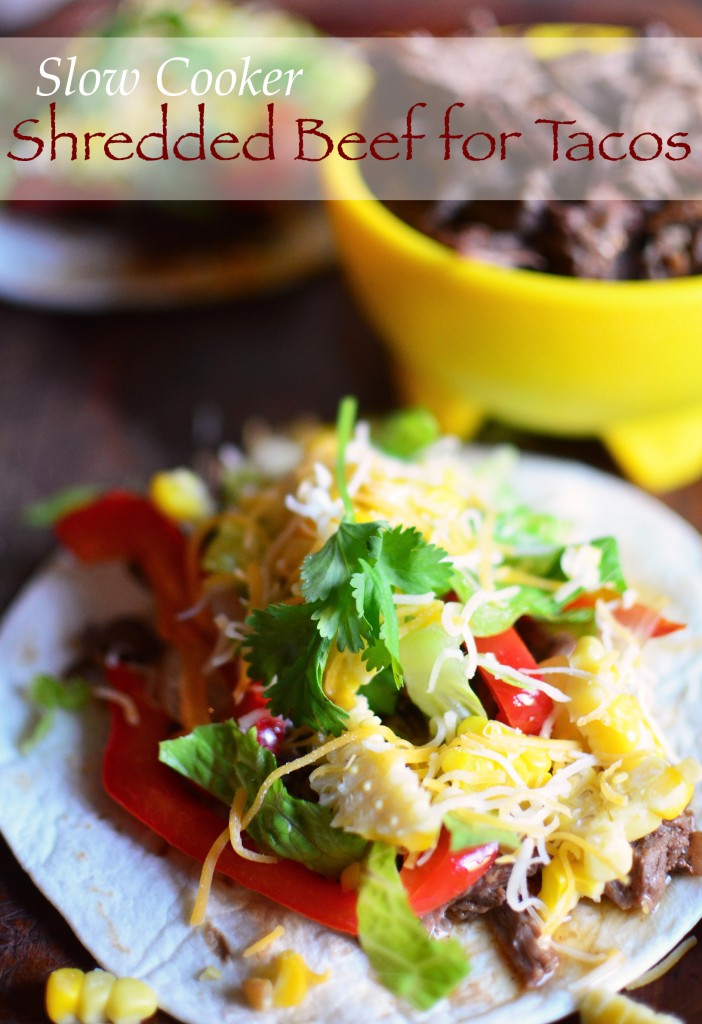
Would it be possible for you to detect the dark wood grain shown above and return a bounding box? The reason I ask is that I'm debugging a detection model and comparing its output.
[1,267,701,1024]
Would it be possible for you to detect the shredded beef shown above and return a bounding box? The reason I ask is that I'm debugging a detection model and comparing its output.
[446,861,514,922]
[79,616,165,668]
[605,812,702,913]
[446,861,556,987]
[390,197,702,281]
[489,904,559,988]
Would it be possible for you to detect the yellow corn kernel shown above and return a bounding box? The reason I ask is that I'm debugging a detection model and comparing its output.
[550,705,582,743]
[614,756,697,839]
[46,968,158,1024]
[440,747,500,777]
[539,851,578,935]
[149,468,212,523]
[581,824,633,883]
[268,950,329,1009]
[77,970,116,1024]
[322,647,370,711]
[340,861,362,891]
[242,977,274,1012]
[646,765,694,821]
[104,978,158,1024]
[571,636,611,676]
[46,968,83,1024]
[513,747,552,788]
[592,695,656,756]
[570,860,605,901]
[580,988,683,1024]
[457,716,490,736]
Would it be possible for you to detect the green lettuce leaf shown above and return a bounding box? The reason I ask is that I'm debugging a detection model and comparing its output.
[21,673,91,754]
[357,842,470,1010]
[453,536,626,636]
[24,485,100,528]
[444,812,520,852]
[159,723,367,876]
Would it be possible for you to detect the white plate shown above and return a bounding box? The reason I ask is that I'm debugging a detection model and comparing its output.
[0,207,334,310]
[1,454,701,1024]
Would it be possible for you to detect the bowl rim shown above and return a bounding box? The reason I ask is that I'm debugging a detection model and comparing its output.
[323,151,702,299]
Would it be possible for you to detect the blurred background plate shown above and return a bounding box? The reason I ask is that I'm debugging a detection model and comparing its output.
[0,203,335,309]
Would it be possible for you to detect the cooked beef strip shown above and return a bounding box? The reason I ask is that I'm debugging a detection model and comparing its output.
[446,860,514,922]
[604,811,702,913]
[446,860,556,987]
[79,616,165,667]
[489,903,559,988]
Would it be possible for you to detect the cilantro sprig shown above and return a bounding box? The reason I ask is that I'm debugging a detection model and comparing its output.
[246,520,452,734]
[244,399,453,735]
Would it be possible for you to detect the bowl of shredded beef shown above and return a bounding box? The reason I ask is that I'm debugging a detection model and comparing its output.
[325,3,702,492]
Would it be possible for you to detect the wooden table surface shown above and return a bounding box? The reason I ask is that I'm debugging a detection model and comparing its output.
[1,264,701,1023]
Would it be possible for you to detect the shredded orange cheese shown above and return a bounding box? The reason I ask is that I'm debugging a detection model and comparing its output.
[189,827,230,927]
[243,926,286,958]
[229,787,277,865]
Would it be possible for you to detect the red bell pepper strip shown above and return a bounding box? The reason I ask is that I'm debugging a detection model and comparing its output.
[55,491,190,619]
[566,592,684,640]
[475,628,553,735]
[56,491,216,727]
[401,829,498,913]
[102,665,496,935]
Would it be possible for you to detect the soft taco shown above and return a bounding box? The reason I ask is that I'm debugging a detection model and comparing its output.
[1,402,701,1023]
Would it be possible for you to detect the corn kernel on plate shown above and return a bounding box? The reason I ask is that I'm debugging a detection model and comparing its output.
[0,448,701,1024]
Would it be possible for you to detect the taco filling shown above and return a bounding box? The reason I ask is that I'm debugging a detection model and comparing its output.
[47,402,701,1012]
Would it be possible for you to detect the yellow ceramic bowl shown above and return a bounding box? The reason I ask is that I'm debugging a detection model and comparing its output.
[325,156,702,491]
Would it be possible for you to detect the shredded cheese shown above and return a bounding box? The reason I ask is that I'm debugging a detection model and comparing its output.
[241,728,376,832]
[243,926,286,958]
[190,827,230,927]
[625,936,697,990]
[93,686,140,726]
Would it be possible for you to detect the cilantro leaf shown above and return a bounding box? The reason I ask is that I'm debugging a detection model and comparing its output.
[160,723,367,876]
[371,408,440,460]
[335,395,358,520]
[352,559,402,684]
[245,603,346,735]
[357,842,470,1010]
[301,521,380,651]
[21,673,91,754]
[301,521,380,603]
[257,505,457,727]
[371,525,453,596]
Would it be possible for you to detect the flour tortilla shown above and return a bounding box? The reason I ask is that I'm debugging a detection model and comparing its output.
[1,454,701,1024]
